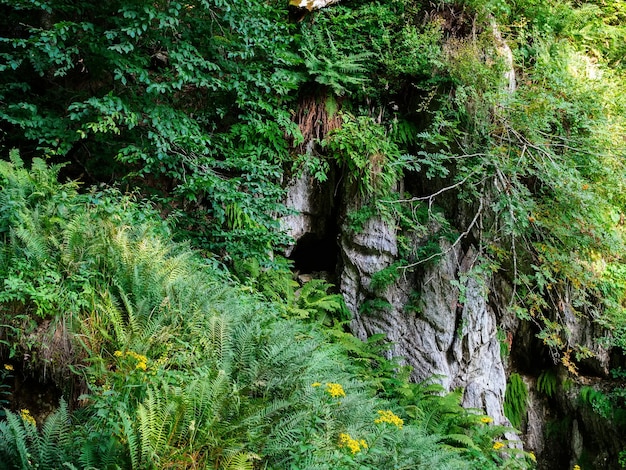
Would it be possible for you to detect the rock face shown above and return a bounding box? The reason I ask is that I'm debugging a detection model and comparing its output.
[282,173,509,424]
[337,191,509,425]
[281,171,321,257]
[281,169,336,261]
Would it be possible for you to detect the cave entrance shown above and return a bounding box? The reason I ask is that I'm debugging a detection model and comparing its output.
[289,231,338,275]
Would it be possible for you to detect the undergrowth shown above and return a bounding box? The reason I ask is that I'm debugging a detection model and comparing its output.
[0,155,535,469]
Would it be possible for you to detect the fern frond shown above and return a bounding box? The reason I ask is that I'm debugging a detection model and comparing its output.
[221,452,257,470]
[2,410,32,469]
[301,28,373,96]
[35,400,74,468]
[441,432,480,451]
[15,221,50,264]
[119,408,141,469]
[537,369,557,398]
[137,386,181,466]
[185,370,230,435]
[205,315,231,365]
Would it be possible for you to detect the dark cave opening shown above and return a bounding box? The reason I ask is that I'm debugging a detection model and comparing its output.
[289,231,339,275]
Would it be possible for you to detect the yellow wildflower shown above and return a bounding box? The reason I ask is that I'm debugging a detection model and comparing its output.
[127,351,148,364]
[311,382,321,387]
[492,441,505,451]
[325,382,346,398]
[573,466,581,470]
[480,416,493,424]
[3,364,13,371]
[338,432,366,454]
[529,452,536,462]
[115,350,149,370]
[374,410,404,429]
[20,409,36,427]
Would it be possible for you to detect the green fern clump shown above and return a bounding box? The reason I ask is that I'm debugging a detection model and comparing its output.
[537,369,558,398]
[580,386,613,419]
[0,401,78,469]
[322,114,404,199]
[504,373,529,429]
[301,36,373,95]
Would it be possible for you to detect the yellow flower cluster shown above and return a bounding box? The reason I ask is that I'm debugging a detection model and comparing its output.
[480,416,493,424]
[114,350,148,371]
[374,410,404,429]
[492,441,505,451]
[20,409,36,427]
[3,364,13,371]
[325,382,346,398]
[338,432,367,454]
[573,466,581,470]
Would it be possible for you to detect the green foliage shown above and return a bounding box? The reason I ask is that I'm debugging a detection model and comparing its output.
[536,369,557,398]
[346,204,379,234]
[504,373,528,429]
[619,449,626,469]
[370,262,403,293]
[404,290,423,315]
[0,0,303,261]
[300,27,373,96]
[580,386,612,420]
[0,401,75,469]
[232,258,348,324]
[296,0,443,99]
[295,278,349,325]
[0,366,11,418]
[360,298,393,316]
[383,21,445,79]
[322,113,406,198]
[5,0,626,464]
[0,158,531,469]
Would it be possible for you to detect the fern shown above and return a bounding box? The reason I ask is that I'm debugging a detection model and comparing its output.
[537,369,557,398]
[119,406,141,469]
[205,315,231,365]
[222,452,256,470]
[301,28,373,96]
[580,385,612,419]
[37,401,75,468]
[442,432,481,451]
[1,410,33,469]
[0,401,77,469]
[504,373,528,429]
[295,279,347,324]
[137,386,180,466]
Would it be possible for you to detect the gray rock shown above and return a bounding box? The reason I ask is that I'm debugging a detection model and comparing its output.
[280,169,335,257]
[339,202,509,424]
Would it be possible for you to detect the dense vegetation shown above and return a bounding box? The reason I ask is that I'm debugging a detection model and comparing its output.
[1,0,626,467]
[0,154,530,468]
